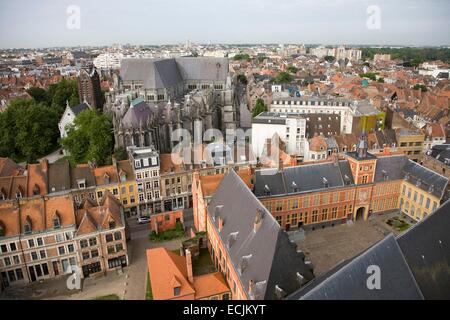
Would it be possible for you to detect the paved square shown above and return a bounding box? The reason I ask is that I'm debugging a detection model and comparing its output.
[295,212,407,276]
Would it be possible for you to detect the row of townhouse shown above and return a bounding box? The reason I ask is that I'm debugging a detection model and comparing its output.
[0,192,128,290]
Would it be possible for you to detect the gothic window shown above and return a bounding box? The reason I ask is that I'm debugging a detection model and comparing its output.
[24,217,32,234]
[53,213,61,229]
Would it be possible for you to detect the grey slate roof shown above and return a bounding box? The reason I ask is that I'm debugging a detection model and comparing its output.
[120,58,182,89]
[48,161,71,193]
[120,57,228,90]
[428,144,450,166]
[70,166,96,189]
[254,161,354,198]
[288,198,450,300]
[288,234,424,300]
[71,102,90,115]
[402,159,448,199]
[397,199,450,299]
[207,170,314,300]
[121,100,160,128]
[374,155,409,182]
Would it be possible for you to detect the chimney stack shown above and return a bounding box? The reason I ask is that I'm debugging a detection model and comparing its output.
[39,158,49,172]
[185,249,194,284]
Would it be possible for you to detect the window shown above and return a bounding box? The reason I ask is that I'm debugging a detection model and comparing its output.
[67,244,75,253]
[362,176,368,184]
[31,252,38,261]
[13,255,20,264]
[114,232,122,241]
[106,234,113,242]
[174,287,181,296]
[40,250,46,259]
[36,238,43,246]
[58,246,65,255]
[115,243,123,252]
[4,257,11,266]
[109,220,116,229]
[107,246,115,254]
[82,251,90,260]
[28,239,35,248]
[55,234,63,242]
[80,239,88,248]
[0,244,7,253]
[16,269,23,280]
[24,219,32,234]
[91,249,99,258]
[89,238,97,246]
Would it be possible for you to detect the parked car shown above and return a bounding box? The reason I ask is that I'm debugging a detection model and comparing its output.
[137,216,151,224]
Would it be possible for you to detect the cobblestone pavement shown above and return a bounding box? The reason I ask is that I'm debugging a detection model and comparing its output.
[296,210,411,276]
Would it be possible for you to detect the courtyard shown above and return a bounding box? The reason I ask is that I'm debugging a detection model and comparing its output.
[295,210,414,276]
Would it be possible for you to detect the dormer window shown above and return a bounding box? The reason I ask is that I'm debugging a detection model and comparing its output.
[173,287,181,296]
[77,179,86,189]
[322,177,329,188]
[53,213,61,229]
[109,220,116,229]
[24,217,32,234]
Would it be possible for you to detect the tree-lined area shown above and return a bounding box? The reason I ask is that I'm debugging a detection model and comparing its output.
[361,47,450,66]
[0,80,79,163]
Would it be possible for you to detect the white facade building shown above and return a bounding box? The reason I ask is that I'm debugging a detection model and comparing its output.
[93,53,123,70]
[251,113,307,157]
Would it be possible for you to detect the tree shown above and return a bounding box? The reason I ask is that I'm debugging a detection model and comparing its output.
[252,99,268,118]
[60,110,113,166]
[233,53,251,61]
[324,55,335,63]
[46,78,79,116]
[27,87,47,104]
[413,84,428,92]
[359,72,377,81]
[275,71,294,84]
[287,65,298,74]
[0,99,60,163]
[237,74,248,85]
[114,146,128,161]
[377,77,385,83]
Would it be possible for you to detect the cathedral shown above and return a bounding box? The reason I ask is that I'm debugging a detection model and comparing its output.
[105,57,242,153]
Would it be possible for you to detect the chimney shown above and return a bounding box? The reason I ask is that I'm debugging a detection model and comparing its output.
[40,158,49,172]
[185,249,194,284]
[218,217,225,232]
[248,279,254,296]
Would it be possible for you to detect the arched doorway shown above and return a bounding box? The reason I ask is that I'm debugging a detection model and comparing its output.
[355,207,365,221]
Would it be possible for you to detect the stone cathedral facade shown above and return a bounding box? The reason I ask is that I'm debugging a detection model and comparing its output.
[105,57,241,153]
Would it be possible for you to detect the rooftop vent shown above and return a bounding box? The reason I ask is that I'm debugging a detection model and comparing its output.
[274,285,287,299]
[428,184,435,194]
[296,272,306,286]
[239,254,252,274]
[292,181,298,192]
[264,184,271,196]
[382,170,388,181]
[254,208,265,232]
[213,205,223,221]
[416,179,422,187]
[227,231,239,249]
[344,174,351,185]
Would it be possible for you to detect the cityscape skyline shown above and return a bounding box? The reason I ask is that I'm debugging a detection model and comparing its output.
[1,0,450,49]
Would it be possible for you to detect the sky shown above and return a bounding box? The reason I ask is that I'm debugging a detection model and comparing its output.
[0,0,449,48]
